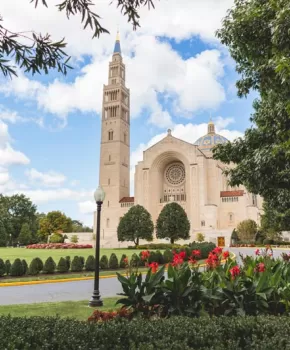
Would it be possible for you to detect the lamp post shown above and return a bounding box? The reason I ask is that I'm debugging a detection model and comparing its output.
[89,185,106,307]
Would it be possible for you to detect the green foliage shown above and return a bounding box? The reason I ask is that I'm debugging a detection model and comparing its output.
[5,260,11,275]
[117,205,154,246]
[70,235,79,243]
[129,243,181,250]
[130,253,140,268]
[231,229,239,243]
[85,255,95,272]
[71,220,93,232]
[28,258,40,276]
[163,249,173,263]
[38,211,73,242]
[155,250,164,264]
[65,256,71,270]
[189,242,216,259]
[57,257,69,273]
[156,202,190,244]
[99,255,109,269]
[0,258,6,277]
[213,0,290,224]
[43,257,56,274]
[49,233,64,243]
[119,254,127,268]
[0,221,7,247]
[195,232,205,242]
[10,258,24,277]
[22,259,28,275]
[108,253,119,269]
[18,223,32,245]
[34,257,44,273]
[79,256,85,270]
[236,219,257,241]
[71,256,83,272]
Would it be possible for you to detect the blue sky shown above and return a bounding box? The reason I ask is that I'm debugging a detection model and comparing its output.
[0,0,257,226]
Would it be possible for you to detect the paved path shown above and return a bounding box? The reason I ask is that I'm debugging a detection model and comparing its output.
[0,247,289,305]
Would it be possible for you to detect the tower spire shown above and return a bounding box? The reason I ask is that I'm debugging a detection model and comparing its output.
[208,117,215,134]
[113,30,121,55]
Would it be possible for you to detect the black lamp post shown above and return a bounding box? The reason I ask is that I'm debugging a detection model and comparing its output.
[89,185,106,307]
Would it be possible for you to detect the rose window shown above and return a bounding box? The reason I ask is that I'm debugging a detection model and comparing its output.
[165,163,185,185]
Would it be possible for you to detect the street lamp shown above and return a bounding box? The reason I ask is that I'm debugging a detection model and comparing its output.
[89,185,106,307]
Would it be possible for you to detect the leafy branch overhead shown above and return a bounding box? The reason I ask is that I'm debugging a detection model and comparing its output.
[0,0,157,77]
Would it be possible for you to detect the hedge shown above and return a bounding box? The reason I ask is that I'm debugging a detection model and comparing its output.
[1,316,290,349]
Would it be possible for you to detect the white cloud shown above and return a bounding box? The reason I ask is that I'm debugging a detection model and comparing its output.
[25,168,67,187]
[78,201,96,214]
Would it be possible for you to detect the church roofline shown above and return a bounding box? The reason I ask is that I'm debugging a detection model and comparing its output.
[220,190,244,197]
[119,196,135,203]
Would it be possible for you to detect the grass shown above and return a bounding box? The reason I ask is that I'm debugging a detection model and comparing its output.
[0,248,145,264]
[0,298,119,320]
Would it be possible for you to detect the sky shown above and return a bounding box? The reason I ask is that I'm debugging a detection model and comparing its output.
[0,0,257,227]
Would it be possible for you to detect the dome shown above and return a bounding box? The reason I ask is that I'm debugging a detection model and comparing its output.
[194,120,228,151]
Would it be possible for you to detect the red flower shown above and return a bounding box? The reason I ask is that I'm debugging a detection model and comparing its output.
[172,252,185,266]
[141,250,150,261]
[212,247,223,255]
[206,252,220,269]
[255,249,260,256]
[179,251,186,260]
[188,257,197,266]
[230,265,241,279]
[257,262,265,273]
[192,250,201,258]
[149,262,159,273]
[222,251,230,259]
[123,257,128,265]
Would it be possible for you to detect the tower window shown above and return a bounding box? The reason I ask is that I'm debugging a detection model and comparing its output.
[108,131,113,141]
[109,155,111,161]
[124,133,127,144]
[201,220,205,227]
[108,178,110,185]
[106,218,110,228]
[108,201,109,207]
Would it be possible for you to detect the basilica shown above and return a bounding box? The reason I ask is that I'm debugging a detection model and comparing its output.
[94,34,263,247]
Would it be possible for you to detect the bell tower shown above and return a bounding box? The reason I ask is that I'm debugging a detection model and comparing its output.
[98,32,130,239]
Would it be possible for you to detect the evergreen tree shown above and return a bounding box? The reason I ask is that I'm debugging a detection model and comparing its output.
[0,258,6,277]
[0,221,7,247]
[65,256,71,270]
[156,202,190,244]
[57,257,69,273]
[28,258,40,275]
[108,253,119,269]
[85,255,95,272]
[43,257,56,274]
[71,256,83,272]
[10,259,24,276]
[99,255,109,269]
[34,257,44,273]
[79,256,85,269]
[119,254,127,269]
[18,223,32,246]
[117,205,154,246]
[5,260,11,275]
[22,259,28,275]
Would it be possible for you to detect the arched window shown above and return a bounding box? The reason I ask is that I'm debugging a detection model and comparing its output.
[106,218,110,228]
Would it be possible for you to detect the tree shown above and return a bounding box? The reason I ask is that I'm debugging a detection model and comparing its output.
[70,235,79,243]
[195,232,205,243]
[213,0,290,222]
[71,220,93,232]
[0,221,7,247]
[10,259,24,277]
[18,223,32,246]
[38,211,73,241]
[108,253,119,269]
[71,256,83,272]
[85,255,95,271]
[156,202,190,244]
[0,259,6,277]
[43,257,56,274]
[236,219,258,242]
[117,205,154,246]
[0,0,157,78]
[57,257,69,273]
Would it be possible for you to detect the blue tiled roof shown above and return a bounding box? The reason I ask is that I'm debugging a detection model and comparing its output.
[114,40,121,54]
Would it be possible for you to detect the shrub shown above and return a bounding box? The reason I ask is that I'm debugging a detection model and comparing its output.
[163,249,173,263]
[99,255,109,269]
[2,316,290,349]
[43,257,56,274]
[79,256,85,269]
[70,235,79,243]
[147,251,156,264]
[119,254,127,268]
[0,259,6,277]
[263,238,274,245]
[49,233,64,243]
[10,259,24,276]
[34,257,44,273]
[71,256,83,272]
[5,260,11,275]
[65,256,71,270]
[138,252,146,266]
[189,242,216,259]
[28,259,39,275]
[108,253,119,269]
[130,253,140,267]
[155,250,164,264]
[22,259,28,275]
[57,257,69,273]
[195,232,205,242]
[132,243,182,250]
[85,255,95,271]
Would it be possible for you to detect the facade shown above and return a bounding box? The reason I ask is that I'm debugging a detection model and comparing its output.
[95,34,263,247]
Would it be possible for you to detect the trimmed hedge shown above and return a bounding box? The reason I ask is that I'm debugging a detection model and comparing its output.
[1,316,290,349]
[129,243,182,250]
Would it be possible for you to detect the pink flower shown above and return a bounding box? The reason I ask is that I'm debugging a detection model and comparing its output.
[212,247,223,255]
[192,250,201,258]
[230,265,241,279]
[255,249,260,256]
[222,251,230,259]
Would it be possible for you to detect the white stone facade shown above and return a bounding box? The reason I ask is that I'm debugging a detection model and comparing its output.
[94,35,263,248]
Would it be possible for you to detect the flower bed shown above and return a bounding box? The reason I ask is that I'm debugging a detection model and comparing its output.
[26,243,93,249]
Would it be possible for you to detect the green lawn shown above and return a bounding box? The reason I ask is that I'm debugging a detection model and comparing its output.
[0,248,144,264]
[0,298,119,320]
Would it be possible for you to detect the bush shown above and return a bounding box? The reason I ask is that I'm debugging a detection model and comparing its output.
[130,253,140,267]
[2,316,290,349]
[189,242,216,259]
[22,259,28,275]
[0,259,6,277]
[79,256,85,269]
[155,250,164,264]
[85,255,95,271]
[57,257,69,273]
[99,255,109,269]
[49,233,64,243]
[148,251,156,264]
[70,235,79,243]
[34,257,44,273]
[108,253,119,269]
[5,260,11,275]
[132,243,182,250]
[119,254,127,268]
[43,257,56,274]
[10,259,24,276]
[263,238,274,245]
[163,249,173,263]
[65,256,71,270]
[71,256,83,272]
